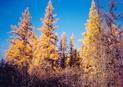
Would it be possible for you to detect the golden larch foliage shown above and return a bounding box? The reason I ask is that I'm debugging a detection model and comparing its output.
[80,0,102,71]
[79,0,106,86]
[32,0,58,69]
[6,8,35,69]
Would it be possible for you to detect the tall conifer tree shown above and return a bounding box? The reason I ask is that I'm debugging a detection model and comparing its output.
[58,32,67,68]
[80,0,106,86]
[6,8,35,69]
[33,0,58,69]
[69,34,77,66]
[80,0,102,71]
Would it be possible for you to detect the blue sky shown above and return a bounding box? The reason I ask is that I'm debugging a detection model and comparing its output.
[0,0,122,57]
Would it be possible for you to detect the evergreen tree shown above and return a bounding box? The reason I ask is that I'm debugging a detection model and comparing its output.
[69,34,77,66]
[58,32,67,68]
[6,8,35,69]
[32,0,58,70]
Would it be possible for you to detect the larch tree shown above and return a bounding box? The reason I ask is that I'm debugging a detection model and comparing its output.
[32,0,58,70]
[58,32,67,68]
[6,8,35,70]
[80,0,102,72]
[80,0,106,86]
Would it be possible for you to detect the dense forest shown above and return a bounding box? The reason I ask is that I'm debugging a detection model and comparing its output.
[0,0,123,87]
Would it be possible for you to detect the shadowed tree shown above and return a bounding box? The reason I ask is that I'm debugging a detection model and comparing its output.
[105,23,123,87]
[58,32,67,68]
[69,34,77,66]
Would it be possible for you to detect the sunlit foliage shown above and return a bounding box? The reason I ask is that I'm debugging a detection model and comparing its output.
[3,0,123,87]
[79,0,107,86]
[80,0,102,72]
[6,8,36,69]
[32,0,58,70]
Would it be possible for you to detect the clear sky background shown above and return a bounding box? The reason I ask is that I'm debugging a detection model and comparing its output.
[0,0,122,58]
